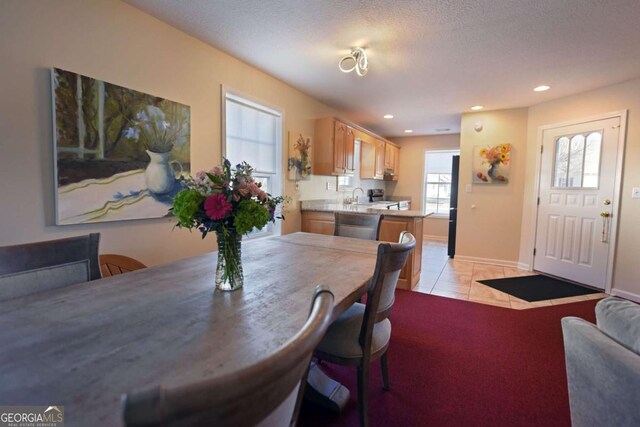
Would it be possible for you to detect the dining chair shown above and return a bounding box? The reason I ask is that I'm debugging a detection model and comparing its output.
[100,254,147,278]
[334,212,383,241]
[0,233,101,302]
[314,231,416,427]
[122,285,335,427]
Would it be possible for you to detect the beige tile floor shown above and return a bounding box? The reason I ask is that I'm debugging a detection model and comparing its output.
[414,239,607,309]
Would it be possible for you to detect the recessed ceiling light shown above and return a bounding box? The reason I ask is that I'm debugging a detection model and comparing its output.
[404,129,413,133]
[534,85,550,92]
[383,114,394,119]
[471,105,483,111]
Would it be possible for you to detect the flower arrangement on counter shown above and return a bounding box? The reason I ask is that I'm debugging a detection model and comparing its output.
[171,159,287,291]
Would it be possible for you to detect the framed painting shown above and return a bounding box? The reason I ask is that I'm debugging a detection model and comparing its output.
[287,131,312,181]
[51,68,190,224]
[472,144,511,184]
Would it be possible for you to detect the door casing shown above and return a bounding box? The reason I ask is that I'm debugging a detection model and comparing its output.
[525,110,628,294]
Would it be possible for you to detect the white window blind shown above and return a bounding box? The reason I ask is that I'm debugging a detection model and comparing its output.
[223,91,283,237]
[225,94,280,174]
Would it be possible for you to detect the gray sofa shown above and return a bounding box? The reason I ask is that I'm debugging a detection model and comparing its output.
[561,297,640,427]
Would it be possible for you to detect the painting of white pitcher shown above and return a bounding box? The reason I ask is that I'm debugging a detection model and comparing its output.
[52,68,190,225]
[145,150,183,195]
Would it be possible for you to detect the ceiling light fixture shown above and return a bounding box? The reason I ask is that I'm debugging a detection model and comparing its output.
[471,105,484,110]
[404,129,413,133]
[534,85,550,92]
[383,114,394,119]
[339,47,369,76]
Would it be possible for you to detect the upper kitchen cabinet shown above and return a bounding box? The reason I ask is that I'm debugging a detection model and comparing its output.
[314,118,355,176]
[361,136,386,180]
[384,141,400,181]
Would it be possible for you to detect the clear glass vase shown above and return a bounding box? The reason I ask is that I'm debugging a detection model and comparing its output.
[215,229,244,291]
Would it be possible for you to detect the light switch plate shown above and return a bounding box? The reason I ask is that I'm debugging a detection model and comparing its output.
[632,187,640,199]
[466,184,472,193]
[326,181,335,191]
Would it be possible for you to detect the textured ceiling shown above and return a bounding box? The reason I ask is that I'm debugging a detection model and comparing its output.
[124,0,640,136]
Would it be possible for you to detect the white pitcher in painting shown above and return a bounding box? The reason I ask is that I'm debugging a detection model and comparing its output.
[145,150,182,195]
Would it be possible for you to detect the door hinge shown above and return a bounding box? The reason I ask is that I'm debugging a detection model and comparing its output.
[533,248,537,256]
[537,197,540,205]
[540,145,544,154]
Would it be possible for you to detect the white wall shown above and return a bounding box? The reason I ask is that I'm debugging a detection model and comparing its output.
[0,0,347,266]
[456,109,529,265]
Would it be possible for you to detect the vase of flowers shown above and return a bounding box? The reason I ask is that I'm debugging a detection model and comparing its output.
[124,105,189,194]
[171,159,286,291]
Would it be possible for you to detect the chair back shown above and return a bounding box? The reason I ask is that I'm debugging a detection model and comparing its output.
[334,212,382,241]
[0,233,100,301]
[359,232,416,349]
[100,254,147,278]
[122,286,335,427]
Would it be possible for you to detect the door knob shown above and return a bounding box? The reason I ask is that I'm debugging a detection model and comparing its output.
[600,211,610,218]
[603,199,611,205]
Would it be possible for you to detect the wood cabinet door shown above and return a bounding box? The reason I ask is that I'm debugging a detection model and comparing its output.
[360,140,376,179]
[392,145,400,178]
[375,139,385,178]
[333,121,346,174]
[384,143,392,169]
[301,212,335,235]
[344,126,355,173]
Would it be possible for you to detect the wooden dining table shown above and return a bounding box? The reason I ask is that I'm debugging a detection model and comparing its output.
[0,232,379,426]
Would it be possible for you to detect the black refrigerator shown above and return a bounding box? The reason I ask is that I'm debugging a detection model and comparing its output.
[448,155,460,258]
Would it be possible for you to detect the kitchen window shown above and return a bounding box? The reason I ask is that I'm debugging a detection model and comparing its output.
[223,89,283,237]
[424,150,459,216]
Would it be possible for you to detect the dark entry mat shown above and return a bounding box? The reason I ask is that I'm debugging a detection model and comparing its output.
[478,274,599,302]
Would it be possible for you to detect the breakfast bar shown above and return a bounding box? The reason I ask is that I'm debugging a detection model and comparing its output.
[300,201,433,289]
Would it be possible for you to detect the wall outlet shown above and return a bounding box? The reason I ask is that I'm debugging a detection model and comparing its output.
[465,184,472,193]
[632,187,640,199]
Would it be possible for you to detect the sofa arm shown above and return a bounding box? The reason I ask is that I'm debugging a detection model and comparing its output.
[561,317,640,427]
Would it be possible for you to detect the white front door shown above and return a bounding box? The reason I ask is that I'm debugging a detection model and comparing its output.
[534,116,621,289]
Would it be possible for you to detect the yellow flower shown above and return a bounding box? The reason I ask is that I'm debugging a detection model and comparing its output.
[500,144,510,153]
[480,148,487,157]
[500,153,508,162]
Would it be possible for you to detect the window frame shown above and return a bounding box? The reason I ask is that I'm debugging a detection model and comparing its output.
[221,86,285,239]
[423,149,460,218]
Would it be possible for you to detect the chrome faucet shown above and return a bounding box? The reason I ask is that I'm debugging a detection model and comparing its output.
[352,187,365,204]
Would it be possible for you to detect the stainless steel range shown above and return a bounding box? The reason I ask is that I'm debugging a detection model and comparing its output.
[366,189,410,210]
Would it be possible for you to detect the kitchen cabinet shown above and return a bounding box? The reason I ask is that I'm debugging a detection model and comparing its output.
[300,211,424,290]
[360,137,387,180]
[384,142,400,181]
[314,118,355,176]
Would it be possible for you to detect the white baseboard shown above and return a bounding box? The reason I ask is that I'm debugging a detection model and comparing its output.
[454,255,520,268]
[517,262,531,271]
[610,289,640,303]
[423,234,447,242]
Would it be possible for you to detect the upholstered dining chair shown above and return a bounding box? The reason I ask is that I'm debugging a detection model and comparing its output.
[334,212,383,241]
[100,254,147,278]
[314,231,416,427]
[122,286,335,427]
[0,233,101,302]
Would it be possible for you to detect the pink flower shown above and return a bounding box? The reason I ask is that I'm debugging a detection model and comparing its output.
[204,194,232,220]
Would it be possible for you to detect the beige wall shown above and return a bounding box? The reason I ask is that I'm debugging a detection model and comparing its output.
[456,109,529,264]
[0,0,344,265]
[387,134,460,239]
[520,78,640,300]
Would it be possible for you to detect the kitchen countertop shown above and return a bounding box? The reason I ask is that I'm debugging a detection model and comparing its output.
[300,201,433,218]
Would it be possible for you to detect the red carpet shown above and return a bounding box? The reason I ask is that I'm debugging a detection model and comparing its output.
[299,290,599,427]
